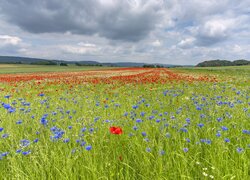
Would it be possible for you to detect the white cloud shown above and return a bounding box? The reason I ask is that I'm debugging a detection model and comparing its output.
[0,0,250,65]
[152,40,161,47]
[178,37,196,49]
[0,35,22,46]
[61,42,98,54]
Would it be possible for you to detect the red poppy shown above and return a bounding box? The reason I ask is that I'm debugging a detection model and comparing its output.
[110,126,123,135]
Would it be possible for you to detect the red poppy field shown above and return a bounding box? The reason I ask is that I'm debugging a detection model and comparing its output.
[0,66,249,179]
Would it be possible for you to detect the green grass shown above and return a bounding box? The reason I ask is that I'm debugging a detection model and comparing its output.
[0,67,249,179]
[0,64,115,74]
[174,65,250,78]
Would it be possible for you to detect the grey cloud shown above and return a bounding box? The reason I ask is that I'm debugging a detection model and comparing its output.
[0,0,163,41]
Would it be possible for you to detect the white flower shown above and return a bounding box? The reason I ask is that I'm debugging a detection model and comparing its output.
[203,172,208,176]
[209,175,214,179]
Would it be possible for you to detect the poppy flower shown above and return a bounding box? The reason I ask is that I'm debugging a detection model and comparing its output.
[110,126,123,135]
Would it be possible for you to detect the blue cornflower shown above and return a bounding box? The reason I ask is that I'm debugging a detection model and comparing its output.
[20,139,30,147]
[0,127,3,132]
[197,123,204,128]
[183,148,188,153]
[1,152,9,156]
[63,138,70,143]
[140,112,145,117]
[40,117,48,125]
[50,126,57,132]
[206,139,212,144]
[33,138,39,143]
[136,119,142,123]
[104,104,109,108]
[164,123,169,127]
[4,95,11,99]
[200,114,205,118]
[242,130,250,134]
[149,115,155,120]
[94,117,100,122]
[186,118,191,124]
[216,133,221,137]
[133,126,138,131]
[180,128,188,133]
[68,126,72,129]
[196,106,202,110]
[3,104,12,109]
[8,108,15,113]
[166,133,171,138]
[237,147,243,153]
[81,127,87,132]
[2,134,8,138]
[80,141,86,146]
[85,145,92,151]
[159,150,165,155]
[221,126,228,131]
[141,132,147,137]
[89,128,94,133]
[16,120,22,124]
[132,105,138,109]
[217,117,223,122]
[16,149,22,153]
[224,138,230,143]
[146,147,151,152]
[71,149,76,154]
[156,119,161,123]
[22,151,31,155]
[186,138,191,143]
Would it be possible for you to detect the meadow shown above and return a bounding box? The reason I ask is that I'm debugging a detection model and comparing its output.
[0,64,113,74]
[0,65,249,179]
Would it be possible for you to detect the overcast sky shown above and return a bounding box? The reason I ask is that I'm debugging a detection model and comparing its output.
[0,0,249,65]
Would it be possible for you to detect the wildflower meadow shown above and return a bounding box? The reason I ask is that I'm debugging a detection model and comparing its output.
[0,67,249,179]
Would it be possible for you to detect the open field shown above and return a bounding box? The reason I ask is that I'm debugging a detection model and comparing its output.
[0,64,114,74]
[175,65,250,78]
[0,66,249,179]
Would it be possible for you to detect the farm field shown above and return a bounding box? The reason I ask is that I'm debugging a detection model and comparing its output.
[0,64,113,74]
[0,66,249,179]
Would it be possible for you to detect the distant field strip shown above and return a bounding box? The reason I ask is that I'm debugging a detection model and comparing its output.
[0,64,115,74]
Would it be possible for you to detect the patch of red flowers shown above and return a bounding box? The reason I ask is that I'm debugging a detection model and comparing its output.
[110,126,123,135]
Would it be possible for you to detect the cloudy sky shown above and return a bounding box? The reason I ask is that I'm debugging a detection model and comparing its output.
[0,0,249,65]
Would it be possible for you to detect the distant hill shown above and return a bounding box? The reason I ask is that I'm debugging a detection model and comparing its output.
[196,59,250,67]
[0,55,181,67]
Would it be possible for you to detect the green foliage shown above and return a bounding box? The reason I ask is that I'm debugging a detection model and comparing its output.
[75,62,102,66]
[31,61,57,65]
[196,59,250,67]
[59,63,68,66]
[143,64,164,68]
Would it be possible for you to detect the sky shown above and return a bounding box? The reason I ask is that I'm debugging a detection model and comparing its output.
[0,0,249,65]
